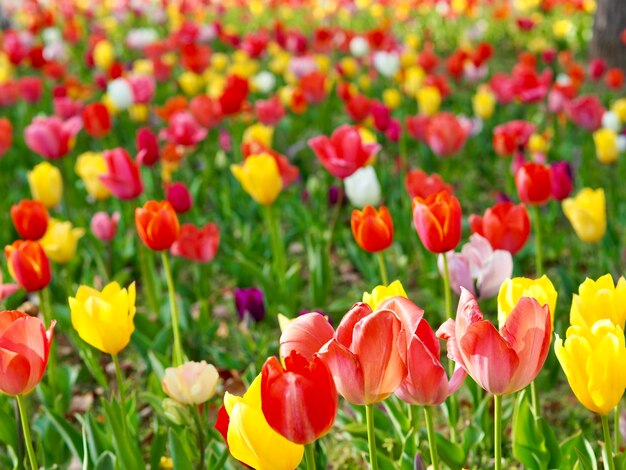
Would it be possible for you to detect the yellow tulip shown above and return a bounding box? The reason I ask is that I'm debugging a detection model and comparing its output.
[129,103,149,123]
[211,53,230,73]
[555,320,626,415]
[570,274,626,329]
[593,129,618,164]
[93,40,115,70]
[403,66,425,96]
[75,152,110,200]
[223,375,304,470]
[231,154,282,206]
[69,282,136,355]
[383,88,402,110]
[363,280,408,310]
[40,218,85,264]
[242,123,274,148]
[611,98,626,123]
[562,188,606,243]
[358,74,371,91]
[498,275,558,327]
[417,86,441,117]
[178,71,204,96]
[472,87,496,120]
[552,19,574,39]
[528,133,550,154]
[339,57,358,78]
[132,59,153,76]
[28,162,63,208]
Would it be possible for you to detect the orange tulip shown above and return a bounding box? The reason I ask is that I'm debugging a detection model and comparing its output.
[135,200,180,251]
[412,190,462,253]
[350,205,393,253]
[4,240,51,292]
[10,200,48,241]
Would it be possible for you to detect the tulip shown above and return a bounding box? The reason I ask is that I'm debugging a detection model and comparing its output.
[255,96,285,126]
[0,310,55,395]
[219,74,249,115]
[472,86,496,119]
[75,152,111,200]
[171,223,220,263]
[219,375,304,470]
[412,190,462,254]
[39,218,85,264]
[555,320,626,416]
[82,102,112,138]
[128,74,155,104]
[492,120,536,156]
[318,302,406,405]
[550,161,573,201]
[593,128,619,164]
[469,202,530,255]
[90,211,120,242]
[562,188,606,243]
[135,200,180,251]
[261,351,337,444]
[93,40,115,70]
[242,123,274,149]
[24,115,81,160]
[566,95,605,132]
[162,361,219,405]
[107,78,134,111]
[0,117,12,157]
[161,112,207,147]
[100,148,144,200]
[439,234,513,300]
[233,287,266,323]
[344,166,381,207]
[308,125,379,179]
[569,274,626,330]
[362,280,408,310]
[135,127,160,166]
[515,162,552,205]
[69,281,136,355]
[437,288,551,395]
[0,272,18,301]
[405,169,452,200]
[497,275,558,328]
[231,153,283,206]
[373,51,400,78]
[10,200,48,241]
[417,86,441,117]
[166,182,193,214]
[425,112,470,157]
[279,312,335,362]
[27,161,63,208]
[4,241,51,292]
[350,205,393,254]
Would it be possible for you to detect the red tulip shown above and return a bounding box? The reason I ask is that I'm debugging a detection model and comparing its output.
[135,127,160,166]
[219,75,249,115]
[190,95,223,129]
[589,58,606,80]
[170,222,220,263]
[0,310,55,396]
[299,71,327,104]
[345,94,372,123]
[437,289,550,395]
[135,200,180,251]
[4,240,51,292]
[605,68,625,90]
[280,312,335,362]
[261,351,337,444]
[406,114,431,142]
[566,95,605,132]
[425,113,470,157]
[254,96,285,126]
[308,125,379,179]
[489,73,516,104]
[0,118,12,157]
[550,161,574,201]
[100,148,144,200]
[10,200,48,241]
[82,102,112,138]
[350,205,393,253]
[515,162,552,205]
[318,302,406,405]
[511,65,551,103]
[166,182,193,214]
[469,202,530,255]
[492,120,536,156]
[20,76,43,104]
[412,190,462,254]
[405,169,453,200]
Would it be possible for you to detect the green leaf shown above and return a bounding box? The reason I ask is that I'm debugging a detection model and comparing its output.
[94,451,116,470]
[512,390,549,470]
[435,432,466,469]
[43,409,84,462]
[101,399,144,469]
[168,428,193,470]
[560,431,597,470]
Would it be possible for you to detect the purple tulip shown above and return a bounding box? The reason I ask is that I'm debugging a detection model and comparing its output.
[328,185,345,206]
[233,287,265,322]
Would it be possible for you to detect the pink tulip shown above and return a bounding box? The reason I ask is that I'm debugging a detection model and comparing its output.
[318,303,407,405]
[160,112,208,147]
[24,116,82,160]
[437,289,551,395]
[128,75,156,104]
[255,96,285,126]
[53,97,83,120]
[166,182,193,214]
[100,148,144,200]
[566,95,605,132]
[135,127,160,166]
[170,222,220,263]
[425,112,470,157]
[0,272,19,301]
[90,211,120,242]
[20,76,43,104]
[280,312,335,362]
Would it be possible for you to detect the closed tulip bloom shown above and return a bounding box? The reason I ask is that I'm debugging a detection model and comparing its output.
[498,275,557,328]
[566,95,605,132]
[0,117,12,157]
[82,102,112,138]
[135,127,160,166]
[515,162,552,205]
[90,211,120,242]
[437,289,551,395]
[308,125,380,179]
[362,280,408,310]
[166,182,193,214]
[492,120,536,156]
[279,312,335,361]
[135,200,180,251]
[425,112,470,157]
[261,351,337,444]
[550,161,574,201]
[170,222,220,263]
[473,86,496,119]
[233,287,266,323]
[412,190,462,254]
[417,86,441,117]
[570,274,626,330]
[555,320,626,415]
[344,166,381,207]
[221,375,304,470]
[162,361,219,405]
[93,40,115,70]
[593,129,619,164]
[75,152,111,200]
[0,310,55,396]
[100,148,144,200]
[11,200,48,241]
[318,302,407,405]
[28,161,63,208]
[562,188,606,243]
[39,218,85,264]
[160,112,207,147]
[351,205,393,253]
[405,169,453,200]
[69,282,136,355]
[24,116,81,160]
[469,202,530,255]
[231,153,283,206]
[4,241,51,292]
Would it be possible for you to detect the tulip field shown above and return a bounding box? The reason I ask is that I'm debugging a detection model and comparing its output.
[2,0,626,469]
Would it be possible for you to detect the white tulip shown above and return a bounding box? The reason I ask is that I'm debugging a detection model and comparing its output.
[344,166,381,208]
[602,111,621,132]
[107,78,134,110]
[373,51,400,78]
[349,36,369,58]
[252,71,276,93]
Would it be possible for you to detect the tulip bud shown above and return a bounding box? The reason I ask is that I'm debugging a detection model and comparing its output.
[4,240,51,292]
[344,166,382,208]
[107,78,134,111]
[550,161,573,201]
[93,40,115,70]
[75,152,110,200]
[162,361,220,405]
[90,211,120,242]
[351,205,393,253]
[593,128,619,164]
[28,162,63,208]
[135,127,160,166]
[135,200,180,251]
[562,188,606,243]
[233,287,265,323]
[11,199,48,241]
[166,182,193,214]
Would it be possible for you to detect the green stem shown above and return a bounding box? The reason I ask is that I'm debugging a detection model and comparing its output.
[377,251,389,285]
[424,406,440,470]
[192,406,206,470]
[305,443,316,470]
[442,253,452,320]
[531,206,543,276]
[16,395,38,470]
[614,405,621,454]
[161,251,184,366]
[365,404,379,470]
[410,405,420,445]
[112,354,126,405]
[38,288,57,398]
[264,204,286,293]
[530,380,540,418]
[602,414,616,470]
[326,182,344,254]
[139,244,159,316]
[494,394,503,470]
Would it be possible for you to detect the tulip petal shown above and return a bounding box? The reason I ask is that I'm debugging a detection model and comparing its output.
[318,339,366,404]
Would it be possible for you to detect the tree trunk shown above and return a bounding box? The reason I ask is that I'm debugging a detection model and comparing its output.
[590,0,626,70]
